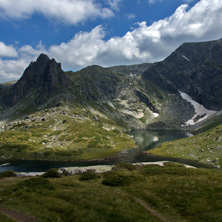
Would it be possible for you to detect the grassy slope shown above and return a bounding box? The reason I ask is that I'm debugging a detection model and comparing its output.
[148,125,222,168]
[0,163,222,222]
[0,106,135,161]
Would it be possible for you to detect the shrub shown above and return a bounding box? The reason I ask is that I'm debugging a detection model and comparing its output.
[55,150,71,157]
[79,170,97,181]
[112,162,136,171]
[0,170,16,179]
[102,171,135,186]
[19,177,54,190]
[42,168,61,178]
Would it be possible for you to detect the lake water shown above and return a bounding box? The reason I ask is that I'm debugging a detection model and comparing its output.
[0,130,212,172]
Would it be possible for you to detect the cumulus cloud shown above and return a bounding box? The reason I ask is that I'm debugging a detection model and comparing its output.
[0,0,113,25]
[0,58,29,83]
[49,25,106,69]
[0,42,18,57]
[1,0,222,82]
[49,0,222,68]
[0,42,46,82]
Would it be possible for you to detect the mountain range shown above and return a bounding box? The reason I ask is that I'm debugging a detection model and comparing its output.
[0,38,222,162]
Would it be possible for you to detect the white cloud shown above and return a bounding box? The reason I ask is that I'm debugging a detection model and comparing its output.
[0,58,29,82]
[0,43,46,83]
[1,0,222,82]
[126,13,136,20]
[0,42,18,57]
[49,0,222,68]
[107,0,123,10]
[0,0,114,25]
[148,0,162,4]
[49,25,106,69]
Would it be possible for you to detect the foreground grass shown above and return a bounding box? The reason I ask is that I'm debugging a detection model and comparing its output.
[0,163,222,222]
[0,214,15,222]
[148,125,222,168]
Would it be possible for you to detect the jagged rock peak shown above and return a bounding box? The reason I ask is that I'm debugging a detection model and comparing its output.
[36,53,50,64]
[3,54,69,107]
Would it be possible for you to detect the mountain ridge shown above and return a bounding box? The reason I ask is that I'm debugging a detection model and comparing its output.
[0,38,221,162]
[142,38,222,111]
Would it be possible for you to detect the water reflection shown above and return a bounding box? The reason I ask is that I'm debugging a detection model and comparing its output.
[0,130,213,172]
[119,130,189,163]
[132,130,189,151]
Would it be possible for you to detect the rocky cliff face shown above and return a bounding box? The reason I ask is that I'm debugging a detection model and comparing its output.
[2,54,71,107]
[143,39,222,110]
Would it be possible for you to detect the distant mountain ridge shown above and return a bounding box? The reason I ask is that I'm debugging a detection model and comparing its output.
[142,38,222,111]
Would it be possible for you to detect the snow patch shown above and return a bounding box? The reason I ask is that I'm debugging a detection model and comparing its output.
[179,91,216,125]
[182,55,190,61]
[153,112,159,118]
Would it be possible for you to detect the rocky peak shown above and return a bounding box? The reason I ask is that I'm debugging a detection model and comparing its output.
[36,53,50,64]
[3,54,70,107]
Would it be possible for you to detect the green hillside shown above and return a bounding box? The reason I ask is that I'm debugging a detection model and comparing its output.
[0,106,135,161]
[149,125,222,168]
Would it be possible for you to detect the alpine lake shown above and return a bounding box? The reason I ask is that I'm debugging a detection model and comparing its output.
[0,130,213,172]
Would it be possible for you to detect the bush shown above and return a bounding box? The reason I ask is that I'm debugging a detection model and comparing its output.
[0,170,16,179]
[102,171,135,186]
[79,171,97,181]
[19,177,54,190]
[42,168,61,178]
[112,162,136,171]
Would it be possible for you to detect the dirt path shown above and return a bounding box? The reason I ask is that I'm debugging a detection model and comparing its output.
[0,206,38,222]
[116,190,168,222]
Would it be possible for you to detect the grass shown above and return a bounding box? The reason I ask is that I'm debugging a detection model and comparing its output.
[0,163,222,221]
[0,214,16,222]
[0,171,16,179]
[148,124,222,168]
[0,106,136,161]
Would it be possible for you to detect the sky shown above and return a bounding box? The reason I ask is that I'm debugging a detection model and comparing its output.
[0,0,222,83]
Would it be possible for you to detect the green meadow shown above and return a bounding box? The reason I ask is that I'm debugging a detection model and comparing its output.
[0,163,222,222]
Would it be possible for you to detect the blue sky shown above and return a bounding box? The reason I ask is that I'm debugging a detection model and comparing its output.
[0,0,222,82]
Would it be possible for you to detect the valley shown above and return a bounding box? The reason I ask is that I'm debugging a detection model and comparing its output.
[0,39,222,168]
